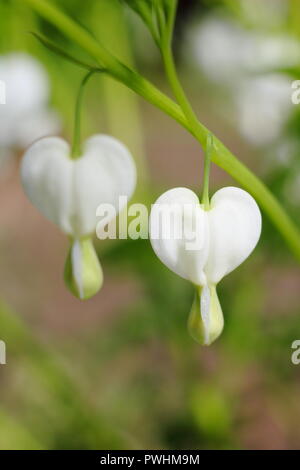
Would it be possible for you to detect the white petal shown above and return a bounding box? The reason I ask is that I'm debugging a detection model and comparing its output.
[21,135,136,237]
[73,135,136,236]
[150,188,209,285]
[205,187,262,284]
[21,137,74,233]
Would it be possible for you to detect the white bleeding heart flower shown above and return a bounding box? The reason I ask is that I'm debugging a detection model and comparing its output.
[150,186,262,345]
[21,134,136,299]
[235,75,292,146]
[0,52,60,149]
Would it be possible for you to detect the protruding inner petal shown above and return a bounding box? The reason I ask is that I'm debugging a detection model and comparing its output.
[188,284,224,346]
[200,284,211,345]
[64,238,103,300]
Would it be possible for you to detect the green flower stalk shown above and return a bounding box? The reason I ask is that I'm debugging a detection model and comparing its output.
[20,0,300,263]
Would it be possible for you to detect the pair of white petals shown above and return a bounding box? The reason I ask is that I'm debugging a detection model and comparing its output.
[21,135,136,238]
[150,187,261,286]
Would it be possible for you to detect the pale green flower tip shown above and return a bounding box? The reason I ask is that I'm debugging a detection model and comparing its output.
[64,238,103,300]
[188,285,224,346]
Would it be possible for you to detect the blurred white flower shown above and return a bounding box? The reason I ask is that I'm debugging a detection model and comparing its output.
[0,52,60,149]
[190,17,252,84]
[247,34,300,73]
[235,75,292,145]
[191,16,300,84]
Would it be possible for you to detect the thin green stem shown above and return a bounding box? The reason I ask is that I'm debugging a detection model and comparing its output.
[20,0,300,262]
[164,0,178,47]
[161,43,200,135]
[71,70,96,158]
[202,134,212,210]
[154,0,166,38]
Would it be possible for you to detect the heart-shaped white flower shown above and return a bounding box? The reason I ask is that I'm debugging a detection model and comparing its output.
[21,134,136,299]
[21,134,136,237]
[149,186,262,345]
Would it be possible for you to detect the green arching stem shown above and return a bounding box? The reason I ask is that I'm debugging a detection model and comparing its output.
[71,70,98,159]
[201,134,212,210]
[18,0,206,127]
[21,0,300,262]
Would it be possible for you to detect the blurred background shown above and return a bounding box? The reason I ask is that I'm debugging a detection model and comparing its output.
[0,0,299,450]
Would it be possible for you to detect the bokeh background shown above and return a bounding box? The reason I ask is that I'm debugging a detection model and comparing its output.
[0,0,299,450]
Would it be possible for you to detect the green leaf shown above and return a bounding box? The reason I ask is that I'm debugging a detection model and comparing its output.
[31,32,98,71]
